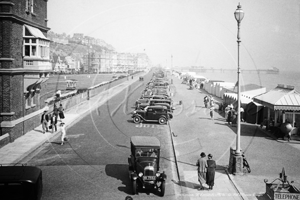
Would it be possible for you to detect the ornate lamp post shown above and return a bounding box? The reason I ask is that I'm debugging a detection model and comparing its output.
[234,2,244,155]
[234,3,244,174]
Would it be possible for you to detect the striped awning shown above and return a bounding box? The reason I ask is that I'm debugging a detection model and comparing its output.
[224,93,252,104]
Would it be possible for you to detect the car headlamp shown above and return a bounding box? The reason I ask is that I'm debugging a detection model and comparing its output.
[139,172,143,177]
[156,172,160,177]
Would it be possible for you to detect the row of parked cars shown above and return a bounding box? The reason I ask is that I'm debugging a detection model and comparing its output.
[131,74,174,125]
[128,70,174,196]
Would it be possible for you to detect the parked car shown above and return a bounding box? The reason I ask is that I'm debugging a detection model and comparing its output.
[0,166,43,200]
[128,136,166,196]
[131,105,173,124]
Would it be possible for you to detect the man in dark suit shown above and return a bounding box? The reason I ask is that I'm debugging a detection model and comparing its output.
[41,110,49,133]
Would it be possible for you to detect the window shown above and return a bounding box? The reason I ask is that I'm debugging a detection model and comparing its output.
[30,92,36,107]
[23,26,50,59]
[26,0,34,13]
[30,0,34,13]
[25,93,30,109]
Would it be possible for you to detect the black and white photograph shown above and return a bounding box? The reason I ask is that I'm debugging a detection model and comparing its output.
[1,0,300,199]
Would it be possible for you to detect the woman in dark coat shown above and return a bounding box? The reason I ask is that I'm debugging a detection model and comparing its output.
[206,154,216,190]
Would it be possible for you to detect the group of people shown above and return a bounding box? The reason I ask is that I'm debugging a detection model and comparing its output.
[196,152,216,190]
[204,95,215,120]
[224,104,245,126]
[40,103,67,145]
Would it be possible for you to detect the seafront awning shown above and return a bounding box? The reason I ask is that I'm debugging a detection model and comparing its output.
[253,85,300,111]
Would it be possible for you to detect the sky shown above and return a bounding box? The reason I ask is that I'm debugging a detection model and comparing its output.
[48,0,300,71]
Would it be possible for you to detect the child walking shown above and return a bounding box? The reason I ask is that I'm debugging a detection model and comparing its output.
[60,122,67,145]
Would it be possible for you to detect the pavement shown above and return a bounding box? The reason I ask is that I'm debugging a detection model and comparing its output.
[0,75,142,166]
[168,76,248,200]
[168,75,300,200]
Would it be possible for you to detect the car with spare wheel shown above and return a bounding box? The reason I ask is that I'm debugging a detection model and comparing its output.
[128,136,166,196]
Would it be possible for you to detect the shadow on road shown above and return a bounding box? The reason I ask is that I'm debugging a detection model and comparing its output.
[105,164,132,195]
[256,193,270,200]
[171,179,198,190]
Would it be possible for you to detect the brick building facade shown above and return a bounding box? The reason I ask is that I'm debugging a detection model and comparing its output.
[0,0,51,146]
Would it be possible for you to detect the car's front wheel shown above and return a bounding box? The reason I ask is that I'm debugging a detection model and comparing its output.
[133,116,141,124]
[132,180,137,195]
[158,117,167,125]
[159,181,165,197]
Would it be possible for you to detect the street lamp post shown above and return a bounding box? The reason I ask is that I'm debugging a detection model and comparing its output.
[233,3,244,175]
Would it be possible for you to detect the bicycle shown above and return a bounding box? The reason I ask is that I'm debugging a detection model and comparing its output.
[242,154,251,173]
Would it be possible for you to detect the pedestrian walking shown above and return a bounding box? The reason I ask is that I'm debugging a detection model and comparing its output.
[225,105,230,121]
[50,113,58,133]
[196,152,207,190]
[58,104,65,121]
[204,96,209,108]
[206,154,216,190]
[209,96,214,107]
[209,106,214,120]
[240,106,244,122]
[227,105,233,125]
[53,104,59,116]
[41,110,49,133]
[60,122,67,145]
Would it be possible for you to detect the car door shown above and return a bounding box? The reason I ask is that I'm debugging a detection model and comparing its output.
[147,108,157,120]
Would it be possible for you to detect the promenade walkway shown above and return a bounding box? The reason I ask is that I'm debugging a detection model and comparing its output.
[0,75,142,166]
[169,75,248,200]
[169,74,300,200]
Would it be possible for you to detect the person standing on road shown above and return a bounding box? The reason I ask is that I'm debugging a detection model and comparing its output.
[196,152,207,190]
[206,154,216,190]
[60,122,67,145]
[41,110,49,133]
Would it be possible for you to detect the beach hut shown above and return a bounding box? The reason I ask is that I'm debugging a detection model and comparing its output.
[244,102,264,124]
[253,84,300,127]
[217,82,235,99]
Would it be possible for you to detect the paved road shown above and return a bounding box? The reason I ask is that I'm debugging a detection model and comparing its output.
[21,72,178,200]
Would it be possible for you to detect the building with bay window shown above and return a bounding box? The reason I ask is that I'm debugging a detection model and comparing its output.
[0,0,51,146]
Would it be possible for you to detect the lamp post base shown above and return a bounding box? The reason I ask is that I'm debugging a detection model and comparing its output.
[229,147,244,175]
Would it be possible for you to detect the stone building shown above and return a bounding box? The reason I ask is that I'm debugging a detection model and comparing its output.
[0,0,51,146]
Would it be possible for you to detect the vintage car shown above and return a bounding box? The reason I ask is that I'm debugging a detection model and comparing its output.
[128,136,166,196]
[131,105,173,124]
[0,166,43,200]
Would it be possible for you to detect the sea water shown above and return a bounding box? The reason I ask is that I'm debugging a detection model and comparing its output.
[197,70,300,92]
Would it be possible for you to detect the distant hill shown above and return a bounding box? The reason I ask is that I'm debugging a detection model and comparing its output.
[50,42,89,57]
